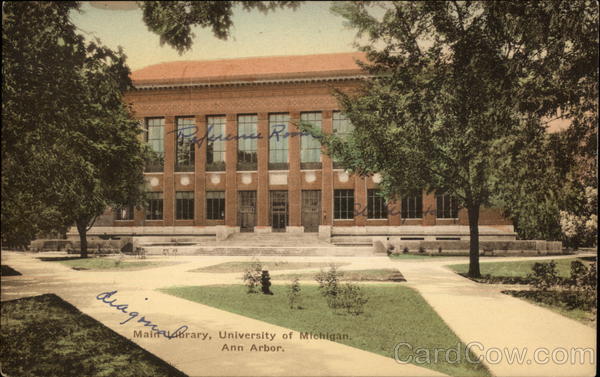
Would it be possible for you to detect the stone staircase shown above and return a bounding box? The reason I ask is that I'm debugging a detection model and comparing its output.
[140,232,374,256]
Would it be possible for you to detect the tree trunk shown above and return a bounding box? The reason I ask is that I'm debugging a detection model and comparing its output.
[467,203,481,278]
[76,219,89,258]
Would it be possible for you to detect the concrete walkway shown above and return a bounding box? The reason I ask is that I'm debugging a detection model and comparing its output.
[1,252,443,377]
[1,251,597,376]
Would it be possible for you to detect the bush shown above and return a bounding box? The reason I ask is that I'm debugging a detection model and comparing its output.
[402,247,409,254]
[418,247,426,254]
[315,265,341,308]
[242,259,262,294]
[335,283,369,315]
[528,261,560,290]
[287,277,302,309]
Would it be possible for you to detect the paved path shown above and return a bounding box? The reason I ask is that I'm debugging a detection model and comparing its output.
[2,252,597,376]
[396,255,597,377]
[1,252,443,377]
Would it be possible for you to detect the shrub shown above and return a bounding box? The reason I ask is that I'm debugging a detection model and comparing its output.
[402,247,409,254]
[418,247,426,254]
[335,283,369,315]
[242,259,262,294]
[528,261,559,290]
[315,265,341,308]
[287,277,302,309]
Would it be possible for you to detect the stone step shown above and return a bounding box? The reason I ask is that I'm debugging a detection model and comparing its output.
[142,245,374,257]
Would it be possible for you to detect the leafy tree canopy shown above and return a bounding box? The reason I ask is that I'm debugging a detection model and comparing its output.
[308,1,598,276]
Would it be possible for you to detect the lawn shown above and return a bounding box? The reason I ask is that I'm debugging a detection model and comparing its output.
[161,284,490,377]
[447,257,593,280]
[189,261,349,273]
[502,290,596,327]
[40,256,177,271]
[272,268,405,282]
[0,294,186,377]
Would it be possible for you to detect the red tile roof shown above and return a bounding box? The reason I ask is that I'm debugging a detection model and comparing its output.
[131,52,366,86]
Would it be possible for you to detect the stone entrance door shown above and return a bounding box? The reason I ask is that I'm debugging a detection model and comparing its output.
[238,191,256,232]
[269,191,288,232]
[301,190,321,232]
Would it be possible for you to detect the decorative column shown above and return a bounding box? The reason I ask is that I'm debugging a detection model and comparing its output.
[321,110,333,226]
[256,113,270,229]
[163,116,175,226]
[225,114,238,227]
[288,111,301,229]
[194,115,206,226]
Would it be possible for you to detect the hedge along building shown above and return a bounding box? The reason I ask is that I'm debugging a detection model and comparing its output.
[82,52,517,245]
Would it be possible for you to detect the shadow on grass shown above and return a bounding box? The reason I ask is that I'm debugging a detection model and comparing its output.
[1,265,22,276]
[37,256,87,262]
[1,294,187,377]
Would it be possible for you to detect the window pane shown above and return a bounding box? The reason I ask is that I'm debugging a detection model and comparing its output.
[237,114,258,170]
[145,192,163,220]
[368,189,387,219]
[206,191,225,220]
[269,113,289,169]
[300,112,322,166]
[145,118,164,172]
[176,117,195,172]
[207,116,226,171]
[332,112,353,169]
[334,189,354,220]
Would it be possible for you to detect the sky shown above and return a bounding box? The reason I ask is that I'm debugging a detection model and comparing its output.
[70,1,361,71]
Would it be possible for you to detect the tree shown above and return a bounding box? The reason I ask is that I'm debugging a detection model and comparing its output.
[306,1,597,277]
[2,1,304,255]
[2,2,147,256]
[139,1,301,53]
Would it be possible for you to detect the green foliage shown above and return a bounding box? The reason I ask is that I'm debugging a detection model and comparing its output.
[139,1,302,53]
[2,2,148,251]
[242,258,262,294]
[314,265,340,308]
[287,277,302,309]
[301,1,598,276]
[528,261,560,290]
[335,283,369,316]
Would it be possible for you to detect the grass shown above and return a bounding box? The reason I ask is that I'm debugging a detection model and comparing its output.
[189,261,349,273]
[40,256,176,271]
[502,290,596,327]
[446,257,594,279]
[1,265,22,276]
[161,284,490,377]
[0,294,186,377]
[272,268,405,282]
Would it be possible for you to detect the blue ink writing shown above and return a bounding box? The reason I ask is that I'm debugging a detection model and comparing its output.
[96,290,188,340]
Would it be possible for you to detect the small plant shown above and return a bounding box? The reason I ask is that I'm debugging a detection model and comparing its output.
[336,283,369,315]
[287,277,302,309]
[402,247,409,254]
[528,261,559,291]
[261,270,273,295]
[315,264,341,308]
[418,246,426,254]
[242,258,262,294]
[438,246,442,253]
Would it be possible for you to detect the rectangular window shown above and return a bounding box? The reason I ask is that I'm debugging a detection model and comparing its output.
[145,192,163,220]
[401,194,423,219]
[436,194,459,218]
[175,117,195,172]
[145,118,164,172]
[175,191,194,220]
[367,189,387,219]
[269,113,289,170]
[332,111,353,169]
[206,191,225,220]
[115,204,134,221]
[237,114,258,171]
[300,112,322,169]
[334,189,354,220]
[206,116,226,171]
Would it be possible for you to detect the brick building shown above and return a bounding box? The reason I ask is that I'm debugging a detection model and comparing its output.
[92,52,515,242]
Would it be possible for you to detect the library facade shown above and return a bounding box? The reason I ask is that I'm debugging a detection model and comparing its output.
[94,52,515,242]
